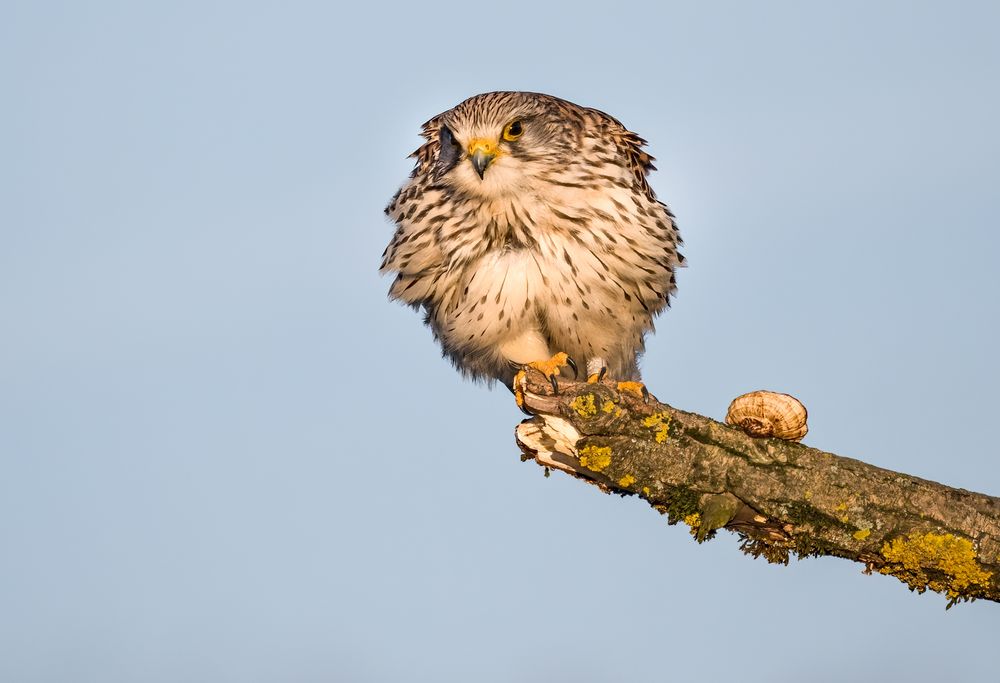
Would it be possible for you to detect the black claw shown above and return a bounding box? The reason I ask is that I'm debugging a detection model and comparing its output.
[641,385,650,402]
[565,356,579,380]
[549,374,560,394]
[597,366,607,382]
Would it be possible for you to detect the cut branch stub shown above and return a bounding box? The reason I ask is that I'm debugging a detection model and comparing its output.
[513,366,1000,606]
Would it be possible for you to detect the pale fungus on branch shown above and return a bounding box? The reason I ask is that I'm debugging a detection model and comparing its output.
[726,390,808,442]
[514,367,1000,607]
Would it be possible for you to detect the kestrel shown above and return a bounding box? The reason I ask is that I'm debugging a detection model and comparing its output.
[381,91,683,393]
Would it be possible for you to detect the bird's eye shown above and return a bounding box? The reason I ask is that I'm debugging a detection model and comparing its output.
[502,120,524,141]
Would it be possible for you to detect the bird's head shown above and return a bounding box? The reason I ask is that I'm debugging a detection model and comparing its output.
[421,92,581,199]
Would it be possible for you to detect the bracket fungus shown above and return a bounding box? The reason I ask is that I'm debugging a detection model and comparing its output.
[726,390,809,442]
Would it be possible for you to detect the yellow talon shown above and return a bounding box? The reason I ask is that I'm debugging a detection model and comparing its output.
[513,369,528,408]
[512,352,577,409]
[528,352,573,380]
[617,381,650,401]
[586,373,601,383]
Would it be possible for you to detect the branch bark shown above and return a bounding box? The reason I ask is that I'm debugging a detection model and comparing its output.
[513,369,1000,606]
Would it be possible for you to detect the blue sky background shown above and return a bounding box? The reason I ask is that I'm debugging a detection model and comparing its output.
[2,1,999,681]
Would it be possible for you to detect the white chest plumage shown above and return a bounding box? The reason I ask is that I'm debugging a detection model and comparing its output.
[416,183,674,381]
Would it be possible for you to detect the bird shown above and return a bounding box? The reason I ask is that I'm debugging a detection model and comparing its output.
[380,91,683,397]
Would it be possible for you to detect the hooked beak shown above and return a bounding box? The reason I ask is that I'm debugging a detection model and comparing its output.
[467,139,497,179]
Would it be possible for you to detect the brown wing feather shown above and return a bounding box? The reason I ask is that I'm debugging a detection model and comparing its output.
[617,129,657,200]
[578,105,659,202]
[409,115,443,176]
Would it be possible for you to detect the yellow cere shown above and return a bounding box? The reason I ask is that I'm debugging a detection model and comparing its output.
[578,445,612,472]
[618,474,636,487]
[642,412,671,443]
[880,531,992,599]
[569,394,597,418]
[467,139,498,156]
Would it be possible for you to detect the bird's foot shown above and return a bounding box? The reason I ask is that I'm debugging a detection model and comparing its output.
[513,352,579,409]
[617,380,651,402]
[585,358,607,384]
[583,357,649,401]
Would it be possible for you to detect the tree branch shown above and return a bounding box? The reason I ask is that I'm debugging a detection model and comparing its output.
[513,369,1000,606]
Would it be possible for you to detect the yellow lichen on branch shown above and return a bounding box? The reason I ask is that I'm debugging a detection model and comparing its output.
[879,532,993,601]
[578,445,612,473]
[641,412,671,443]
[569,394,597,418]
[514,369,1000,606]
